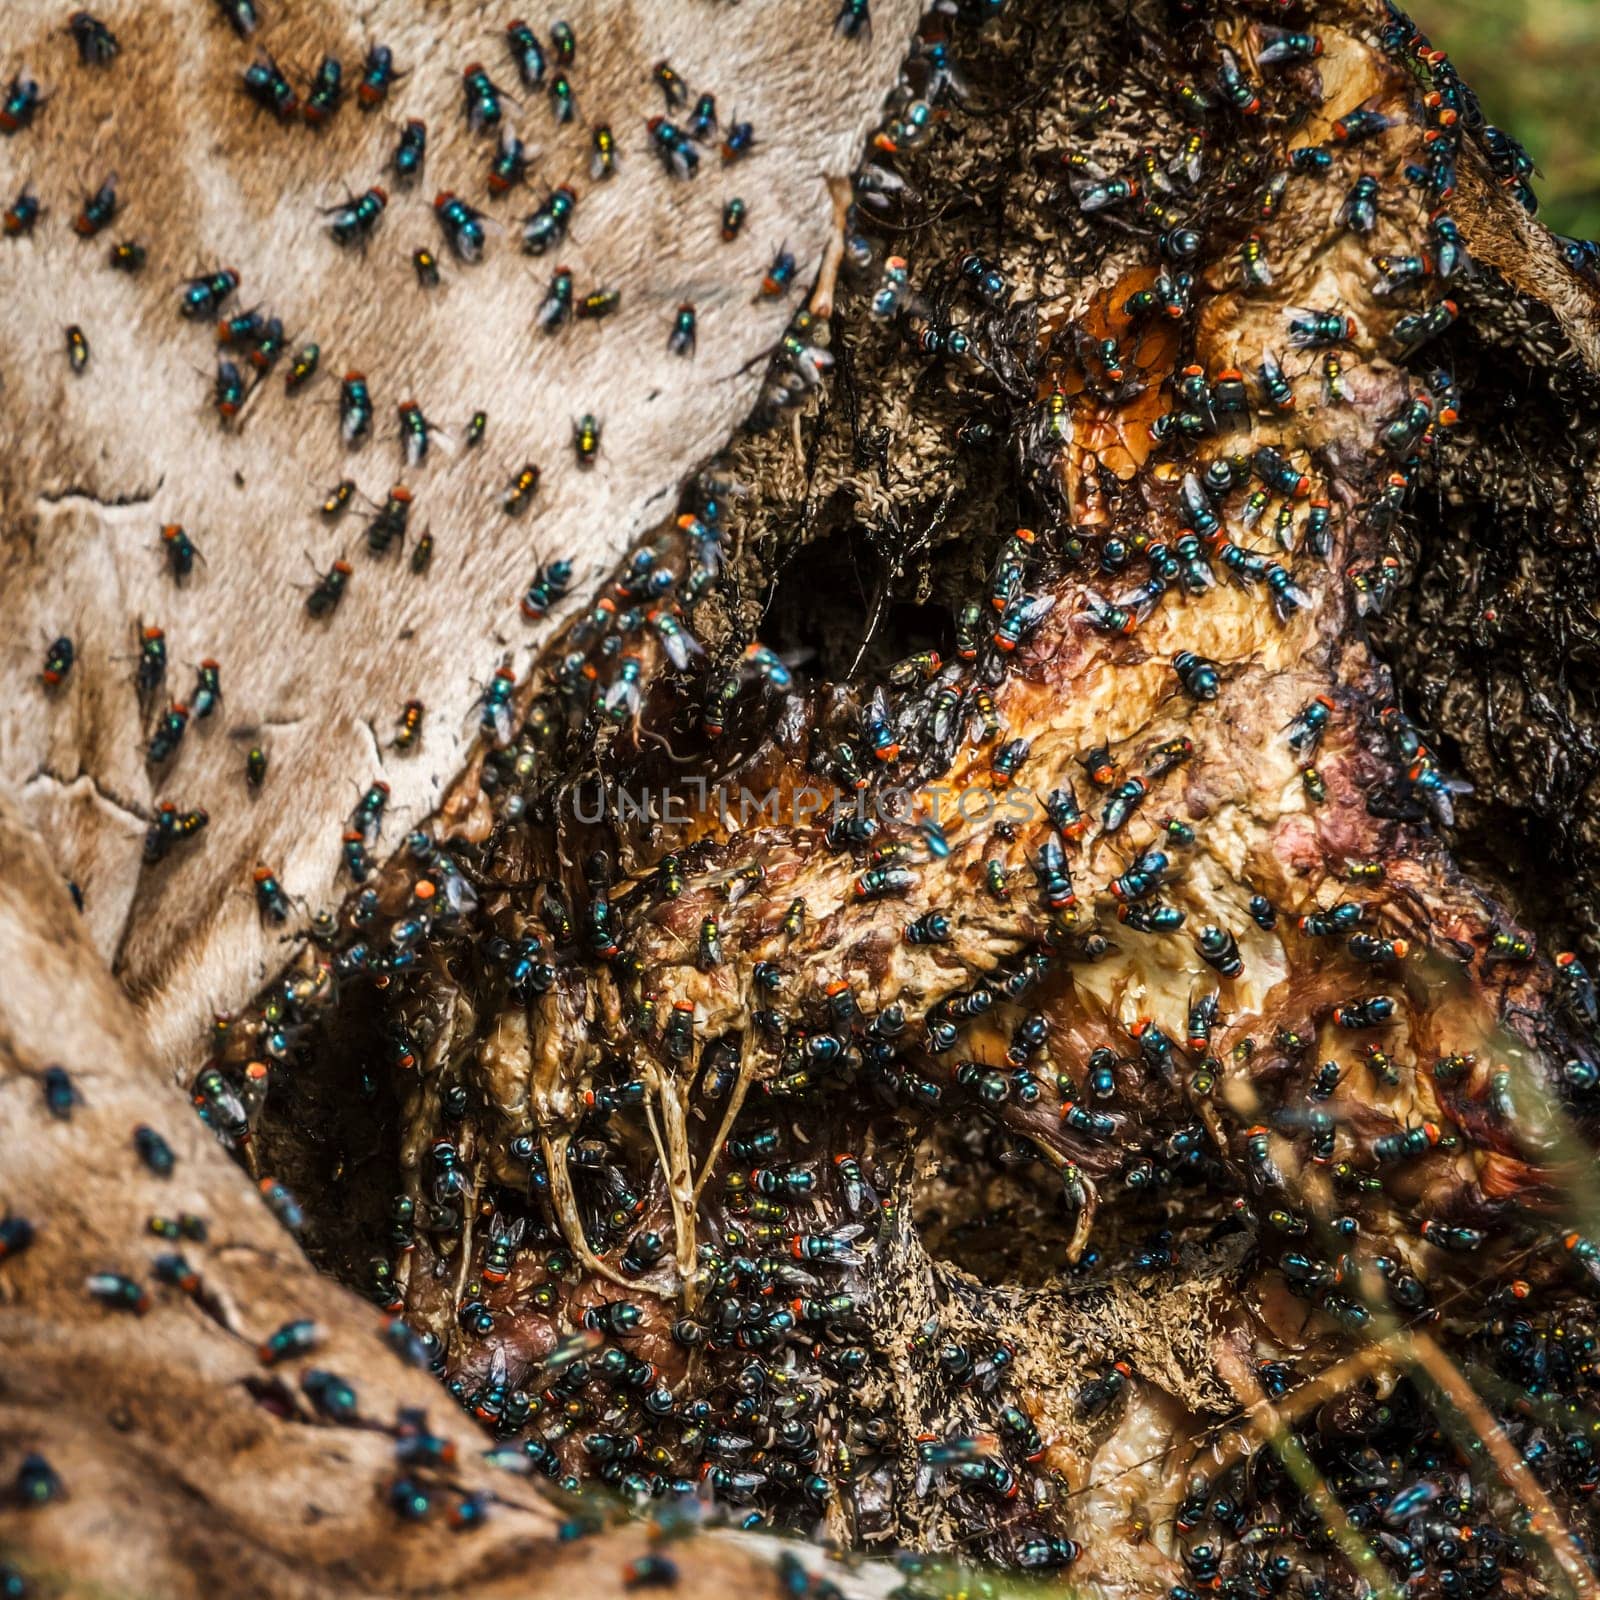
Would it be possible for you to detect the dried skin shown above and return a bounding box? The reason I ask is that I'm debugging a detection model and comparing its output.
[0,0,926,1063]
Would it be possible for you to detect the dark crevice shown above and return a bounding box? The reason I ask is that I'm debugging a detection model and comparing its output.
[911,1116,1086,1287]
[37,475,166,509]
[239,1375,301,1420]
[764,526,956,683]
[1373,282,1600,956]
[251,978,405,1295]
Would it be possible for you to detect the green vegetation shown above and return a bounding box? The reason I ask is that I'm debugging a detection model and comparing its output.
[1410,0,1600,240]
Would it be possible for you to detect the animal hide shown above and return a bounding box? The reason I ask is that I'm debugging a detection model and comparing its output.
[0,0,923,1063]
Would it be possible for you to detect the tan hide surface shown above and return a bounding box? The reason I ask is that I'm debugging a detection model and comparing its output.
[0,0,922,1066]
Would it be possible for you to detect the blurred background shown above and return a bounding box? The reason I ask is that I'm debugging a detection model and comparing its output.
[1410,0,1600,240]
